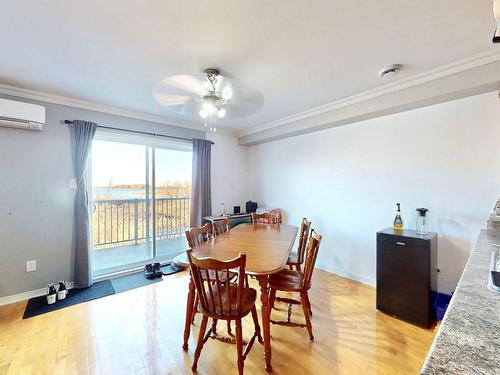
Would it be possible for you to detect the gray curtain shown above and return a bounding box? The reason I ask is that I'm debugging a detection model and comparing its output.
[71,120,97,288]
[190,139,212,227]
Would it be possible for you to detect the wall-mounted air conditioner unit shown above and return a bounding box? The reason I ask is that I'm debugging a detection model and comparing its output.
[0,98,45,131]
[494,0,500,43]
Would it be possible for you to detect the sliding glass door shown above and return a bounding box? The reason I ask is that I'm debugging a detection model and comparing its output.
[154,147,192,262]
[90,131,192,276]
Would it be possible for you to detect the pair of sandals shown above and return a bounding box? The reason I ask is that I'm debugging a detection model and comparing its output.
[144,262,163,279]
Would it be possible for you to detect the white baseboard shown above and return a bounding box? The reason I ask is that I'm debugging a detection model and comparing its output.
[0,281,74,307]
[0,266,372,307]
[0,264,166,307]
[316,265,376,287]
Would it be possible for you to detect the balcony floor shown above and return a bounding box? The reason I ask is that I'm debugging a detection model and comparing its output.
[93,236,188,275]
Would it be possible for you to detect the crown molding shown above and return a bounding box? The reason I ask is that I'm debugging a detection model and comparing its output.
[238,49,500,137]
[1,49,498,139]
[0,82,204,131]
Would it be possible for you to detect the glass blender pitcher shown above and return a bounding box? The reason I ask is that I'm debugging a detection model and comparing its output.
[416,208,429,235]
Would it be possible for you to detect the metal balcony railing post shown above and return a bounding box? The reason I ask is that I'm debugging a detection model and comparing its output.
[92,196,190,248]
[134,199,139,245]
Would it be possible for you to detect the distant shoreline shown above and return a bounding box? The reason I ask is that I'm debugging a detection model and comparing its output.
[93,187,190,200]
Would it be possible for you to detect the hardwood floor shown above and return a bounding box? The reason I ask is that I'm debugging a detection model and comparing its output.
[0,270,436,375]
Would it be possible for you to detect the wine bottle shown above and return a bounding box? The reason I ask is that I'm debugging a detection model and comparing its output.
[393,203,404,231]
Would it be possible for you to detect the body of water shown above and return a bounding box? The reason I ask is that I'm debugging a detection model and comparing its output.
[93,188,188,200]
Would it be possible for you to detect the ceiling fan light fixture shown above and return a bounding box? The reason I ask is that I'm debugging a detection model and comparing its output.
[217,108,226,118]
[202,98,218,116]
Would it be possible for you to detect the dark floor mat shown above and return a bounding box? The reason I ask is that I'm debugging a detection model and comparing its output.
[161,263,185,275]
[111,271,163,293]
[22,263,185,319]
[23,280,115,319]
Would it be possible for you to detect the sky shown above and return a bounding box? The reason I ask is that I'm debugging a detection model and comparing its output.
[91,140,192,187]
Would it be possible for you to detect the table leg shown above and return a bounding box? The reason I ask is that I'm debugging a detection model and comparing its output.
[258,275,272,372]
[183,273,196,350]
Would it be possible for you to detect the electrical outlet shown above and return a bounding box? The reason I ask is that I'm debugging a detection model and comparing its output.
[26,260,37,272]
[69,178,77,189]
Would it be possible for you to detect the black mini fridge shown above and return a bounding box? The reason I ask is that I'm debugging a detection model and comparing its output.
[376,228,437,328]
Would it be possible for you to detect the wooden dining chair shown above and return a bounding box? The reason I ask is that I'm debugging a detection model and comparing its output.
[286,218,311,271]
[185,223,212,248]
[187,251,262,374]
[185,223,235,333]
[251,211,281,224]
[213,217,231,236]
[269,230,322,341]
[212,217,252,290]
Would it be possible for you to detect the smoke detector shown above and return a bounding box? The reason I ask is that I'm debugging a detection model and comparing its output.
[378,64,402,78]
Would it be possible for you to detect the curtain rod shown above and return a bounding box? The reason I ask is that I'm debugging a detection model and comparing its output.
[63,120,214,145]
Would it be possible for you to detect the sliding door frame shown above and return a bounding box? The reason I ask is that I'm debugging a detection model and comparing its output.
[89,130,192,277]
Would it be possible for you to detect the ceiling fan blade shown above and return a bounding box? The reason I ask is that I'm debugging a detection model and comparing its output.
[218,78,234,101]
[152,90,192,114]
[153,93,190,106]
[224,82,264,118]
[163,74,206,95]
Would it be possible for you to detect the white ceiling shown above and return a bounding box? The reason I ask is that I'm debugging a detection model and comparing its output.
[0,1,497,132]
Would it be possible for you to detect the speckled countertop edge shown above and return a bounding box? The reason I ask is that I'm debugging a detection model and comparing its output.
[420,229,500,375]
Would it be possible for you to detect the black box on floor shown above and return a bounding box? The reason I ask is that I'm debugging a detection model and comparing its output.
[376,228,438,328]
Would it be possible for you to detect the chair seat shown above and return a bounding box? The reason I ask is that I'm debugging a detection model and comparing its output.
[269,269,304,291]
[201,285,257,317]
[287,252,299,265]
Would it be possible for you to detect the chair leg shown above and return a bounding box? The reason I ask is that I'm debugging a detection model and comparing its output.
[235,318,244,375]
[269,288,276,310]
[304,292,313,317]
[192,315,209,371]
[191,292,199,324]
[227,320,232,335]
[296,264,302,272]
[251,305,263,343]
[300,292,314,341]
[211,319,218,335]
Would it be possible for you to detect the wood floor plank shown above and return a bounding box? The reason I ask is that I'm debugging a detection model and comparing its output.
[0,270,435,374]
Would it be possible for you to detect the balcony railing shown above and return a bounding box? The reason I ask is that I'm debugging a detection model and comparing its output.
[92,197,190,249]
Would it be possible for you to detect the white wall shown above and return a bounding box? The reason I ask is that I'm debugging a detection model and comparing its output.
[0,93,245,300]
[208,132,249,216]
[1,91,497,299]
[0,94,204,299]
[247,92,500,293]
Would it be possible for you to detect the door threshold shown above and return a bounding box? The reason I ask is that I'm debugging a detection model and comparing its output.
[94,261,173,282]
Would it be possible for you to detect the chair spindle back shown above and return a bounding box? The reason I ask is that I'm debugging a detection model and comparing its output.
[185,223,212,248]
[187,250,247,318]
[302,230,322,289]
[213,218,231,236]
[251,212,281,224]
[296,218,312,264]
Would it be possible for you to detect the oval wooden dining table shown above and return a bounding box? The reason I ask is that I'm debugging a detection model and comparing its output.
[175,222,298,372]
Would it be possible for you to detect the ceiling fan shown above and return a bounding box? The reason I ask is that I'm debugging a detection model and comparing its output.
[153,68,263,132]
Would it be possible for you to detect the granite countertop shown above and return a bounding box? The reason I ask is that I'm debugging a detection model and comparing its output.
[421,229,500,374]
